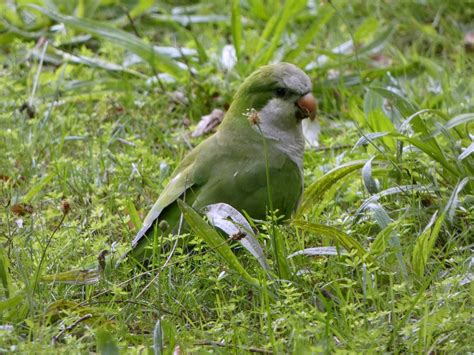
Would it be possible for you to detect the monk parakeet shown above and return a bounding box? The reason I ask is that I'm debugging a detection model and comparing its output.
[128,63,316,261]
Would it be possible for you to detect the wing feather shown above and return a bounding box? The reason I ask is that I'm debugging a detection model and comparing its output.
[131,166,194,248]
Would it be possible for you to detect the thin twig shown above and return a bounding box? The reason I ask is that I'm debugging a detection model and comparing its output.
[311,144,352,152]
[51,313,92,345]
[29,39,48,107]
[195,340,273,354]
[123,6,141,37]
[33,211,67,294]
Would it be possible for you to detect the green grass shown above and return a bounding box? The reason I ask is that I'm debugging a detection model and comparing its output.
[1,0,473,353]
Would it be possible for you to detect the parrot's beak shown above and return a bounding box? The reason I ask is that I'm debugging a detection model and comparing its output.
[296,93,317,121]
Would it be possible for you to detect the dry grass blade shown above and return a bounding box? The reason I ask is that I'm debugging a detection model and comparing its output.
[204,203,271,273]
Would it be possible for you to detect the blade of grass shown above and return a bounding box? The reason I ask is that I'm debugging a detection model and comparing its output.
[29,5,184,78]
[22,172,55,203]
[271,225,291,280]
[125,200,141,232]
[178,200,259,287]
[412,211,445,277]
[111,0,155,27]
[297,160,369,216]
[284,4,335,62]
[293,220,368,260]
[0,249,11,298]
[203,203,271,274]
[0,291,24,312]
[444,113,474,130]
[253,0,306,67]
[231,0,243,60]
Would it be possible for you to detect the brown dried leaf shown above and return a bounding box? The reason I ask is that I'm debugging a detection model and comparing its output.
[0,175,11,183]
[191,109,225,137]
[369,53,393,67]
[11,203,33,216]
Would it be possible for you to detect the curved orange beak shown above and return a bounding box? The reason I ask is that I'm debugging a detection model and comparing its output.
[296,93,317,120]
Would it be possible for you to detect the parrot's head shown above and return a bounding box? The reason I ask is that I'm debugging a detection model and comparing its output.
[223,63,316,138]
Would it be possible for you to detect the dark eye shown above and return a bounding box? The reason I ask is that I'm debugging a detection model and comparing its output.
[275,87,287,97]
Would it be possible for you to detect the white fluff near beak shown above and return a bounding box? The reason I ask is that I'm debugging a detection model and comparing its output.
[302,118,320,147]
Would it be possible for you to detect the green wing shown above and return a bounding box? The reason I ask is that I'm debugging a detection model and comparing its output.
[131,164,195,249]
[124,136,214,261]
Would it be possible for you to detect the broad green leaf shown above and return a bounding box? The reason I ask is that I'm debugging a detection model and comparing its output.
[361,157,378,194]
[362,203,407,277]
[298,160,368,216]
[459,142,473,161]
[370,88,446,161]
[125,200,141,231]
[253,9,281,60]
[412,210,445,276]
[444,113,474,130]
[272,226,291,280]
[0,17,48,39]
[0,249,11,298]
[370,223,397,256]
[203,203,271,273]
[356,184,435,215]
[23,172,55,203]
[178,201,259,286]
[369,87,417,118]
[362,202,392,228]
[365,131,459,178]
[354,17,379,45]
[293,220,368,260]
[445,177,470,223]
[399,109,440,133]
[367,110,397,149]
[363,89,397,149]
[0,291,24,312]
[358,26,395,55]
[396,134,459,177]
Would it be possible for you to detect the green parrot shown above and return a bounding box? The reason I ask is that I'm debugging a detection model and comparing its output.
[128,62,316,262]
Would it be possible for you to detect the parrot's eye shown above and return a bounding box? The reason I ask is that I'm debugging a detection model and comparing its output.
[275,87,287,97]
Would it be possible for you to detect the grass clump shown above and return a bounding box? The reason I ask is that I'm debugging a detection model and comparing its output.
[1,0,473,353]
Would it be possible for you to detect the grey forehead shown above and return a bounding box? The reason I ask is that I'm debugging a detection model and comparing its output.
[279,64,312,94]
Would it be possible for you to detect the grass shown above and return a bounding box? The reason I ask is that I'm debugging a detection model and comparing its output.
[1,0,473,353]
